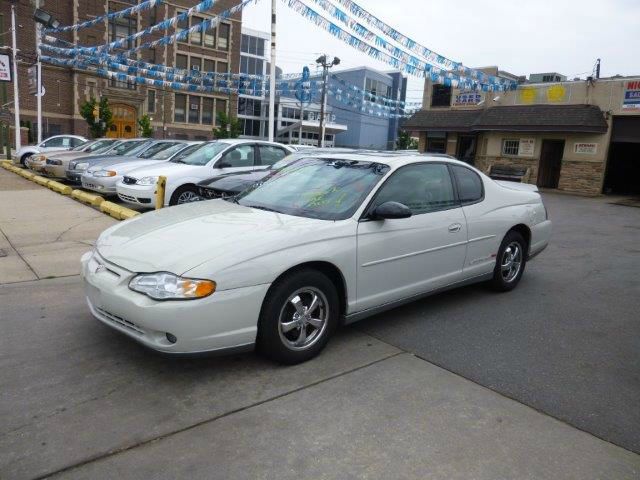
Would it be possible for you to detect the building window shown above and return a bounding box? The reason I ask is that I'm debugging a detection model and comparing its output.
[426,132,447,153]
[239,98,262,117]
[241,118,261,137]
[241,34,265,56]
[203,58,215,73]
[176,54,188,70]
[189,96,201,123]
[174,94,186,122]
[177,10,188,41]
[190,17,203,45]
[202,97,214,125]
[431,84,452,107]
[215,99,227,123]
[190,56,202,72]
[502,139,520,156]
[365,78,392,104]
[204,24,216,48]
[217,61,228,74]
[147,90,156,114]
[218,23,230,51]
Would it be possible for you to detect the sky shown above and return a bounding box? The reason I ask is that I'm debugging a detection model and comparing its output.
[243,0,640,102]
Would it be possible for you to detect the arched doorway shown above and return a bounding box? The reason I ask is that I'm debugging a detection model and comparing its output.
[107,104,137,138]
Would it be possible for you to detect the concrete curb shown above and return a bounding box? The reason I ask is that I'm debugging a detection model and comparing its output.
[2,163,141,222]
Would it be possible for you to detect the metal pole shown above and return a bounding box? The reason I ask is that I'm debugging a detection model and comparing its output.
[318,61,328,148]
[35,0,43,144]
[10,3,21,153]
[298,101,303,145]
[267,0,276,142]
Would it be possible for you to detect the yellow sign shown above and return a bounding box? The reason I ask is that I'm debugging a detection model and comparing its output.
[546,84,566,102]
[519,87,537,104]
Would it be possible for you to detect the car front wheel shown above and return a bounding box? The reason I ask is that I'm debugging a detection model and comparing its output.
[490,230,527,291]
[258,269,339,364]
[169,186,199,205]
[20,153,33,166]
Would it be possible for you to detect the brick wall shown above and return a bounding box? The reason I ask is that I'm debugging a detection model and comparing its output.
[557,161,605,196]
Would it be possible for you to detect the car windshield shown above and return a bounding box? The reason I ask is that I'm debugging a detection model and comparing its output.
[138,142,181,159]
[111,140,149,156]
[234,158,390,220]
[72,141,94,151]
[171,143,202,162]
[173,142,229,166]
[85,139,115,153]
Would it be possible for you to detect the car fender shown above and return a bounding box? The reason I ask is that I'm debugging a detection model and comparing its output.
[164,176,205,205]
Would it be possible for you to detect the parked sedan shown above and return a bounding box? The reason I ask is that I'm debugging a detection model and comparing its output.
[39,139,122,178]
[13,134,87,166]
[82,153,552,364]
[66,139,154,183]
[116,140,293,206]
[197,148,369,200]
[81,141,202,196]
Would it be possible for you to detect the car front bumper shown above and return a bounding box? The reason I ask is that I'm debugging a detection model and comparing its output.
[81,251,268,355]
[81,175,118,195]
[116,183,156,206]
[65,169,85,183]
[43,164,68,179]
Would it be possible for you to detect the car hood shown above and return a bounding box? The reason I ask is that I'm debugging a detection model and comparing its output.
[96,200,333,275]
[200,170,271,192]
[125,162,204,180]
[48,151,93,161]
[89,159,165,174]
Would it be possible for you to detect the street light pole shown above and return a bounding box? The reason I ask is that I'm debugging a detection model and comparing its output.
[10,1,21,153]
[35,0,42,144]
[267,0,276,142]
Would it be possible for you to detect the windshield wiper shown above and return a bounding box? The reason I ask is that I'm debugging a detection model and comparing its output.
[245,204,281,213]
[172,159,187,164]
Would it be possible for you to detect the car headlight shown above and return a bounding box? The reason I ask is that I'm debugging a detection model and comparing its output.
[93,170,117,177]
[34,154,47,162]
[74,162,89,171]
[137,176,158,186]
[46,159,61,165]
[129,272,216,300]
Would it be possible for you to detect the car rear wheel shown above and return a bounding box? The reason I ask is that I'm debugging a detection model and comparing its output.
[258,269,339,364]
[169,186,199,206]
[20,153,32,166]
[490,230,527,292]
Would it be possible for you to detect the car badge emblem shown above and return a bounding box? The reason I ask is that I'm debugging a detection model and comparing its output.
[94,264,105,274]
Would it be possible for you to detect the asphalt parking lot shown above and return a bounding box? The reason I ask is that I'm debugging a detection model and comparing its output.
[1,169,639,479]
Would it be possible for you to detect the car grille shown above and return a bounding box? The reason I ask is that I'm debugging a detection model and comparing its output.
[96,307,145,335]
[118,193,138,203]
[122,176,137,185]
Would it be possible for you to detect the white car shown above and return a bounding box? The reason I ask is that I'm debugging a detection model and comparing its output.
[82,153,552,364]
[14,134,87,166]
[115,139,294,206]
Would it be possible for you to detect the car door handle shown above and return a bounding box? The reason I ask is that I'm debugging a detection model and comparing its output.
[448,223,462,233]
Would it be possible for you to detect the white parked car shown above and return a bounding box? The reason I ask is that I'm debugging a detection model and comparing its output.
[82,153,552,364]
[116,140,294,206]
[14,134,87,166]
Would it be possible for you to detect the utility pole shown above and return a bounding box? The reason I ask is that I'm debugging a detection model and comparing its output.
[595,58,601,79]
[315,55,339,148]
[35,0,43,143]
[267,0,276,142]
[10,0,21,153]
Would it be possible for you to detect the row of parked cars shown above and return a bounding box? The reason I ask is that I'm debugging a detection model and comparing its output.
[16,135,319,206]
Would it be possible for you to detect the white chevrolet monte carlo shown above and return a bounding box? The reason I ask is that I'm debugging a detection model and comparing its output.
[82,153,552,364]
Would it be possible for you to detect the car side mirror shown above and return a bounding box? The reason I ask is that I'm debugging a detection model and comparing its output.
[369,201,412,220]
[217,162,232,168]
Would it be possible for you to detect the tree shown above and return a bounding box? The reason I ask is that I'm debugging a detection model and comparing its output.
[138,114,154,138]
[80,97,113,138]
[396,130,419,150]
[212,111,241,139]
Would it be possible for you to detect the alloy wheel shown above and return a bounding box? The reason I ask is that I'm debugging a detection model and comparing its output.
[278,287,329,351]
[501,241,522,283]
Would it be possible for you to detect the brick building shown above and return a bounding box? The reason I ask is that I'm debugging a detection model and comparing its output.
[405,68,640,195]
[0,0,242,142]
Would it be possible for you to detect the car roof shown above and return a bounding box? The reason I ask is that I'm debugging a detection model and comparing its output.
[291,151,460,168]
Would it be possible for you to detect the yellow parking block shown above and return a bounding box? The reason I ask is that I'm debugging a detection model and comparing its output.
[1,160,12,169]
[32,175,51,187]
[100,201,140,221]
[48,180,73,195]
[71,189,104,207]
[19,170,35,180]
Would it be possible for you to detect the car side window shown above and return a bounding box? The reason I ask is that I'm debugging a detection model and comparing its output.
[258,145,288,166]
[42,137,63,148]
[70,138,85,147]
[451,165,483,205]
[371,163,457,215]
[218,145,255,167]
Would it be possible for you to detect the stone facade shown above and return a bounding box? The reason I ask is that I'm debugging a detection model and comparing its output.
[0,0,242,141]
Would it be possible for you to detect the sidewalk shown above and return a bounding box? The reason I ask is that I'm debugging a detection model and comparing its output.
[0,168,117,284]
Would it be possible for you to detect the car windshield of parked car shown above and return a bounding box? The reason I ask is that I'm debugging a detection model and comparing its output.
[234,158,390,220]
[71,141,95,151]
[85,139,115,153]
[138,142,181,159]
[172,142,230,166]
[171,143,202,162]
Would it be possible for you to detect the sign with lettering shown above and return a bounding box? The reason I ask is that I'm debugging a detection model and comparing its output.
[574,142,598,155]
[519,138,535,157]
[0,55,11,82]
[622,80,640,110]
[453,91,482,106]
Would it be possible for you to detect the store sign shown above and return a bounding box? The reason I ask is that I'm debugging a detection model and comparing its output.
[519,138,535,157]
[622,80,640,110]
[307,112,336,123]
[453,91,482,106]
[0,54,11,82]
[574,142,598,155]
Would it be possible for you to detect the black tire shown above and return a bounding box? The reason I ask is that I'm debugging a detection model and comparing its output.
[257,269,339,364]
[20,153,32,167]
[169,185,199,206]
[490,230,527,292]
